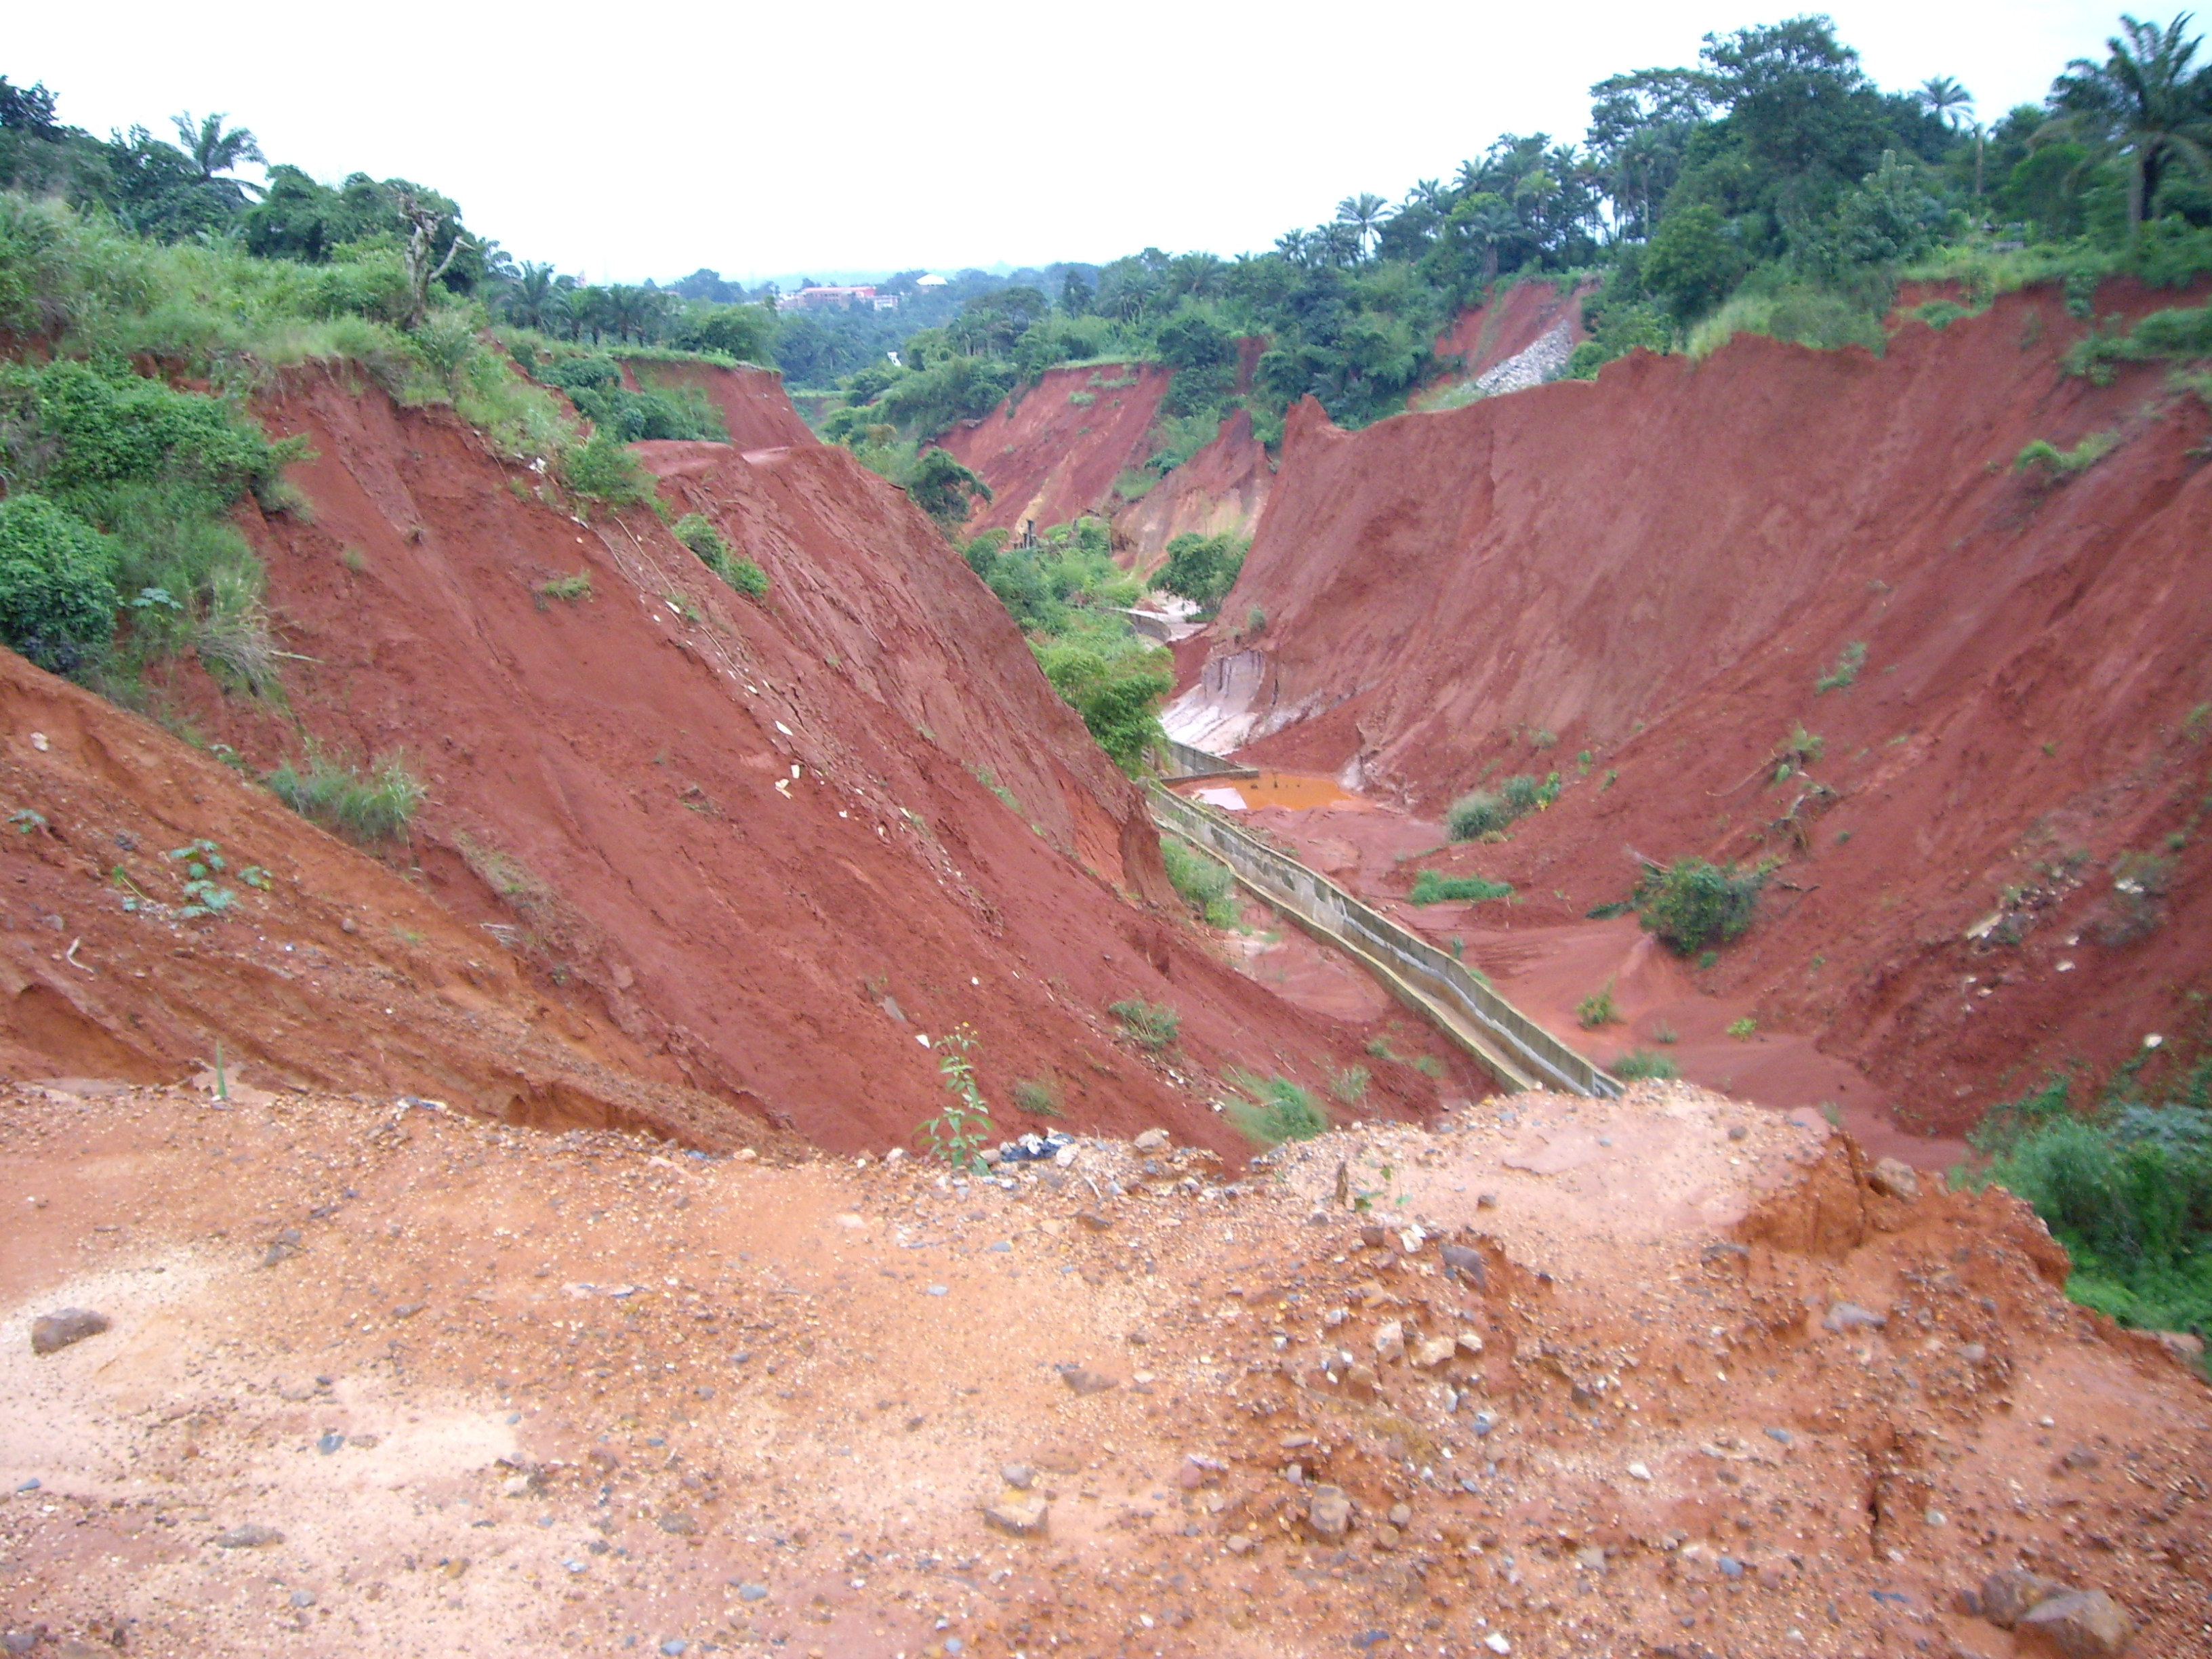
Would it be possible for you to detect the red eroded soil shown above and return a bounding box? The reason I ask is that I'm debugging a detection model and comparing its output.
[1173,282,2212,1136]
[0,650,782,1147]
[1425,280,1591,388]
[1111,407,1275,575]
[936,361,1170,537]
[138,368,1468,1158]
[620,359,817,451]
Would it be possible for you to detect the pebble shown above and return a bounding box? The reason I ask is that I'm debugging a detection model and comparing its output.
[1869,1158,1920,1202]
[1764,1427,1794,1446]
[1132,1128,1169,1151]
[288,1591,314,1607]
[1822,1301,1885,1333]
[1978,1568,2068,1629]
[1305,1485,1351,1541]
[316,1432,344,1455]
[1628,1462,1652,1481]
[214,1524,284,1549]
[1717,1556,1744,1580]
[1076,1210,1112,1232]
[737,1583,768,1602]
[1483,1633,1511,1654]
[2018,1589,2131,1656]
[983,1492,1048,1536]
[1372,1320,1406,1364]
[1059,1366,1117,1395]
[30,1308,110,1356]
[925,1285,948,1297]
[1001,1465,1032,1489]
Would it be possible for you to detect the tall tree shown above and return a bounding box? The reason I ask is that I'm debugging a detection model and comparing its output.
[1334,192,1389,258]
[1917,75,1975,128]
[2051,12,2212,230]
[169,112,262,184]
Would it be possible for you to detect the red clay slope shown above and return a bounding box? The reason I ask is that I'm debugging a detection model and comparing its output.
[1423,279,1590,390]
[621,358,815,449]
[935,360,1169,537]
[0,648,785,1148]
[148,367,1452,1158]
[1109,406,1274,575]
[1174,282,2212,1134]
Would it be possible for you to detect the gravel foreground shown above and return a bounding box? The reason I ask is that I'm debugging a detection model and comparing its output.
[1,1079,2207,1658]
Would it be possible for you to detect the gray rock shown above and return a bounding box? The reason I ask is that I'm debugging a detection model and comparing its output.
[1001,1464,1033,1490]
[1059,1366,1117,1396]
[736,1583,769,1602]
[1980,1569,2068,1629]
[1764,1427,1795,1446]
[1307,1485,1351,1541]
[1076,1210,1112,1232]
[1133,1128,1170,1151]
[1388,1502,1412,1528]
[1869,1158,1921,1202]
[1438,1242,1488,1290]
[316,1432,344,1456]
[288,1591,315,1608]
[1372,1320,1406,1364]
[2018,1589,2132,1656]
[30,1309,109,1356]
[1822,1302,1886,1334]
[655,1512,697,1536]
[984,1492,1048,1536]
[214,1524,284,1549]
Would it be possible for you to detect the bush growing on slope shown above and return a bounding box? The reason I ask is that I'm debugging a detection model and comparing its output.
[1161,836,1239,927]
[1445,773,1547,840]
[1155,532,1246,613]
[265,749,424,842]
[1408,868,1513,905]
[1634,857,1767,954]
[1226,1069,1328,1145]
[0,493,118,672]
[672,513,769,600]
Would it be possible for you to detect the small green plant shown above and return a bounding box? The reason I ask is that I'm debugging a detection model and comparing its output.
[1819,1101,1843,1126]
[1109,998,1181,1051]
[1010,1076,1064,1118]
[341,546,367,573]
[1446,773,1547,840]
[1412,1054,1446,1078]
[1530,728,1557,750]
[1774,722,1825,779]
[1576,984,1620,1029]
[1448,934,1465,960]
[165,838,237,919]
[2014,431,2121,480]
[1816,640,1867,693]
[265,749,424,843]
[9,808,47,834]
[1727,1016,1759,1040]
[1366,1036,1400,1061]
[1652,1022,1679,1045]
[1329,1065,1371,1107]
[1225,1069,1328,1145]
[1635,858,1768,956]
[1613,1050,1678,1081]
[560,432,654,506]
[1698,949,1719,970]
[918,1023,993,1172]
[1244,605,1267,635]
[1409,868,1513,905]
[539,570,593,603]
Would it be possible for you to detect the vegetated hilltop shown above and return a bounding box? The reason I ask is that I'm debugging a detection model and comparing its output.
[142,361,1450,1154]
[7,1078,2207,1658]
[1171,279,2212,1137]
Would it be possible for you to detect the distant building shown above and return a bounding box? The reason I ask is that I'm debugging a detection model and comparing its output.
[777,285,900,312]
[915,273,949,289]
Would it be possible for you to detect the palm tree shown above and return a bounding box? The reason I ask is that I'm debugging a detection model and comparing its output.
[508,263,558,332]
[1334,192,1389,258]
[2052,12,2212,230]
[1917,75,1975,129]
[1166,251,1225,300]
[170,112,263,182]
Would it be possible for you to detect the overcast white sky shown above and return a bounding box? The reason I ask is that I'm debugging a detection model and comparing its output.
[14,1,2126,283]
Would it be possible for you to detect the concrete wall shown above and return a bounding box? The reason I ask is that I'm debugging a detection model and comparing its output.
[1147,783,1618,1099]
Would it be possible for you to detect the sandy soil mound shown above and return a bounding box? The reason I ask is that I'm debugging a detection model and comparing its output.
[5,1080,2204,1657]
[1172,282,2212,1134]
[138,367,1443,1155]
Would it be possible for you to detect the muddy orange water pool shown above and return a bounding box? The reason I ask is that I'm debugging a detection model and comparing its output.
[1170,771,1367,811]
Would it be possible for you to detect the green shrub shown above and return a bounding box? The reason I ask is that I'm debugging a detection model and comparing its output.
[1156,532,1246,613]
[1162,836,1238,927]
[265,748,423,842]
[1010,1077,1063,1118]
[0,493,117,672]
[1109,998,1180,1051]
[671,511,769,600]
[1635,858,1767,955]
[2015,432,2120,478]
[1727,1017,1758,1040]
[1613,1050,1678,1081]
[1816,640,1866,693]
[1034,638,1172,774]
[1329,1065,1370,1107]
[539,571,592,603]
[1499,773,1546,814]
[1446,773,1545,840]
[1576,985,1620,1028]
[1227,1069,1328,1145]
[1409,868,1513,905]
[560,432,652,506]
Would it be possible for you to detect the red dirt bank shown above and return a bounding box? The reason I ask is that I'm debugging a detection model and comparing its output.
[1175,283,2212,1135]
[134,366,1458,1155]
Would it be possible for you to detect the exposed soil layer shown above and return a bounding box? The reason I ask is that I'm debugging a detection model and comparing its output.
[1174,283,2212,1134]
[1423,283,1591,394]
[936,362,1170,537]
[1111,407,1275,575]
[140,368,1447,1157]
[5,1081,2205,1658]
[619,361,817,451]
[0,651,781,1147]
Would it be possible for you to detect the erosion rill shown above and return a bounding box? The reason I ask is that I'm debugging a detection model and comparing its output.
[2,302,2207,1659]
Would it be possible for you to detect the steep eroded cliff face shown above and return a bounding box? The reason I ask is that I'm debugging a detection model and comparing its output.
[121,365,1445,1153]
[1173,282,2212,1132]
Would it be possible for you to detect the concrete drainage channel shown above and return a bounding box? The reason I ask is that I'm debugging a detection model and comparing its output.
[1145,777,1619,1099]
